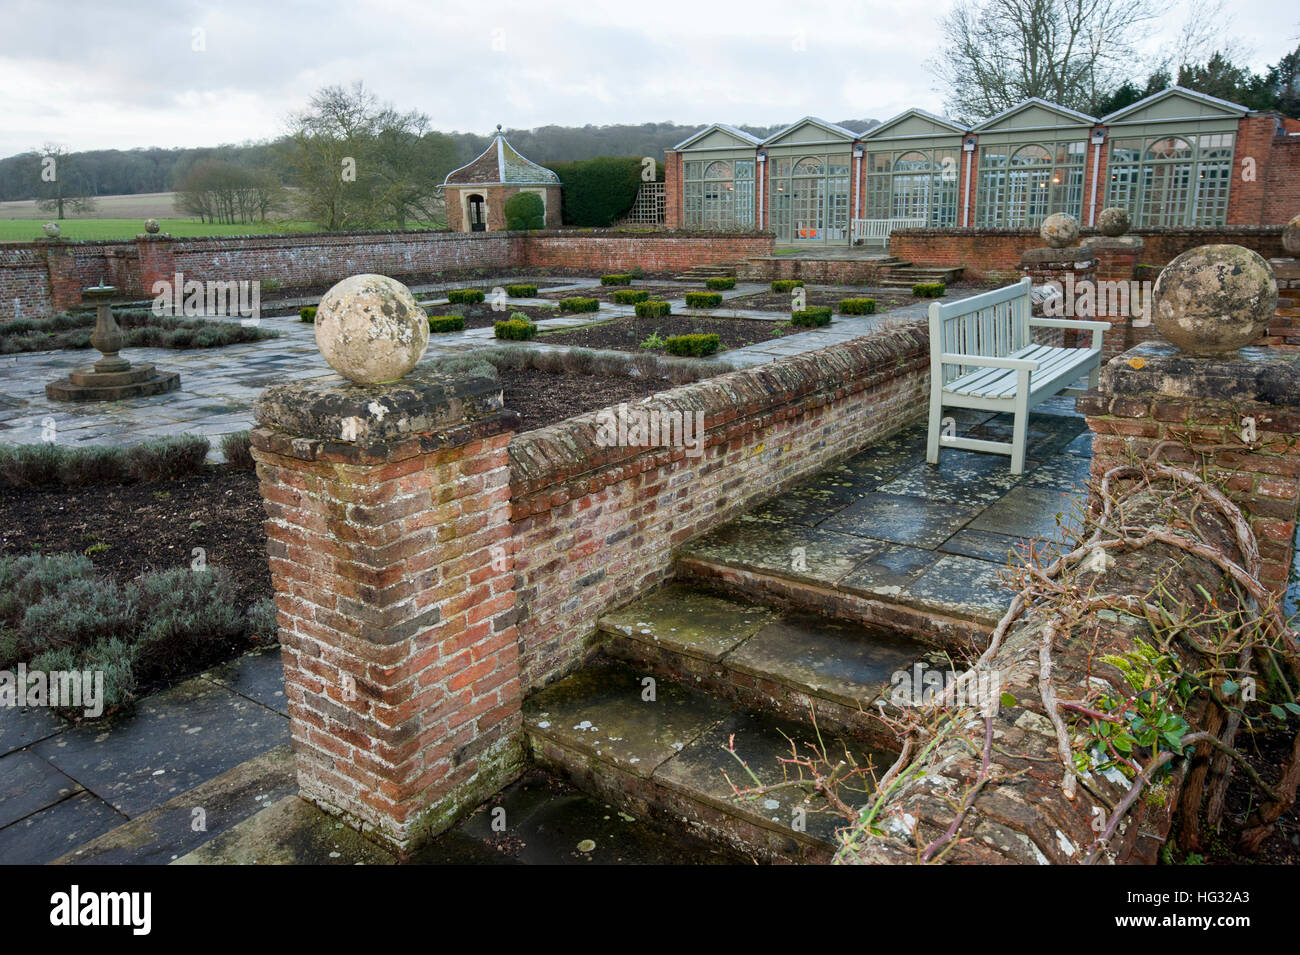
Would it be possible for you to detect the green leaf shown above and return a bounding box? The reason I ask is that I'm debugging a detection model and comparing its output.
[1284,702,1300,716]
[1221,680,1238,696]
[1271,705,1287,720]
[1000,692,1017,708]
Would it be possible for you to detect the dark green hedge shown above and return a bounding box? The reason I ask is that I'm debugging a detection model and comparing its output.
[429,315,465,333]
[913,283,946,298]
[558,297,600,313]
[447,289,485,304]
[665,333,720,357]
[506,284,538,297]
[635,299,671,318]
[791,306,833,327]
[838,298,876,315]
[494,318,538,340]
[705,277,736,290]
[611,289,650,304]
[771,280,804,292]
[504,191,546,231]
[684,292,723,308]
[542,156,664,227]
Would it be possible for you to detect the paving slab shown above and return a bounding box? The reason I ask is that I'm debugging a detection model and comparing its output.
[524,661,729,778]
[0,790,126,865]
[838,542,941,598]
[682,519,888,586]
[54,744,297,865]
[938,528,1031,564]
[967,484,1085,542]
[903,554,1014,620]
[0,703,65,757]
[33,673,289,818]
[598,584,776,662]
[202,647,288,717]
[821,492,984,549]
[0,749,83,828]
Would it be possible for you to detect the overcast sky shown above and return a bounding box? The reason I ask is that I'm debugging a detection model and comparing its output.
[1,0,1297,157]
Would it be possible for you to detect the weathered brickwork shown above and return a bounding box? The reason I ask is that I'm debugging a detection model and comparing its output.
[1079,343,1300,595]
[891,227,1288,280]
[518,231,771,274]
[506,323,930,690]
[249,373,524,851]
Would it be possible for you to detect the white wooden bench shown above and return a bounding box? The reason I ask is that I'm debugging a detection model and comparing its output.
[926,277,1107,474]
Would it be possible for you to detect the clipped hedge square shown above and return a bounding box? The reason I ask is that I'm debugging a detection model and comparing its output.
[611,289,651,305]
[558,297,600,313]
[635,299,671,318]
[705,277,736,290]
[838,298,876,315]
[428,315,465,333]
[447,289,485,304]
[665,333,720,357]
[912,283,946,298]
[600,273,633,286]
[494,318,538,340]
[684,291,723,308]
[505,284,538,298]
[771,279,804,292]
[791,306,832,327]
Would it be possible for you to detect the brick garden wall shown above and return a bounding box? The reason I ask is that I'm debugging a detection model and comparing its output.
[891,227,1288,280]
[518,230,772,275]
[0,244,53,321]
[505,323,930,690]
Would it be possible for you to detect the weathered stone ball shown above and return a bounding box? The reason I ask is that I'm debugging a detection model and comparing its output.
[1153,245,1278,357]
[1040,213,1079,249]
[1283,212,1300,255]
[314,274,429,385]
[144,218,160,234]
[42,221,60,238]
[1097,207,1130,237]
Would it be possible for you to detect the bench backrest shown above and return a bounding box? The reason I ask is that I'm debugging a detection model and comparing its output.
[928,277,1032,386]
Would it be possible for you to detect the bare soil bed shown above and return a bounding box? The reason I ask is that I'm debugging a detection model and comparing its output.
[539,314,805,354]
[728,287,918,313]
[426,303,565,330]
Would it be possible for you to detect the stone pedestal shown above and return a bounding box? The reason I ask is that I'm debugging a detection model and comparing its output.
[1019,246,1099,349]
[1081,235,1160,360]
[45,287,180,401]
[250,370,523,852]
[1079,341,1300,594]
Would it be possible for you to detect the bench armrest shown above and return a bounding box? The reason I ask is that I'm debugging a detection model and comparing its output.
[1028,318,1110,331]
[939,352,1039,371]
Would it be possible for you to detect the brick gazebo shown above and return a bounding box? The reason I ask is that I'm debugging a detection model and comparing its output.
[442,126,562,233]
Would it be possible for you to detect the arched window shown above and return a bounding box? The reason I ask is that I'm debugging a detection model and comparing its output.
[976,140,1084,227]
[683,156,754,229]
[1105,133,1232,226]
[862,147,959,227]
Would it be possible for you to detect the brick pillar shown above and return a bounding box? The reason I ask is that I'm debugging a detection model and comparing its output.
[38,238,81,312]
[1020,246,1099,348]
[1080,235,1162,361]
[1265,258,1300,349]
[664,150,682,230]
[249,371,523,851]
[1079,341,1300,595]
[135,234,175,299]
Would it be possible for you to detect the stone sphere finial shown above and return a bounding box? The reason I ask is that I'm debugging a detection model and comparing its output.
[144,218,160,234]
[1097,207,1130,237]
[1283,212,1300,255]
[1153,244,1278,357]
[42,221,61,238]
[1040,213,1079,249]
[314,274,429,385]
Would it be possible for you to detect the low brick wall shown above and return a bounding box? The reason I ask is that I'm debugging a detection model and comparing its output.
[0,244,52,321]
[736,256,896,285]
[506,322,930,690]
[519,230,772,275]
[892,227,1288,280]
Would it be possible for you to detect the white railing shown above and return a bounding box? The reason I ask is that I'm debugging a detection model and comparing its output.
[851,217,927,246]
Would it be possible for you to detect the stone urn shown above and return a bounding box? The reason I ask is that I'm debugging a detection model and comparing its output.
[144,218,160,234]
[1097,207,1130,237]
[1040,213,1079,249]
[1283,212,1300,256]
[43,221,61,238]
[314,274,429,385]
[1153,244,1278,357]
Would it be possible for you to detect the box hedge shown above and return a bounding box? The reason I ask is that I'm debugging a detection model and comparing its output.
[611,289,650,305]
[447,289,485,304]
[705,276,736,290]
[429,315,465,333]
[558,297,600,312]
[506,284,538,298]
[665,333,720,357]
[600,274,633,286]
[791,306,833,327]
[635,299,671,318]
[838,298,876,315]
[494,318,538,340]
[299,306,316,323]
[912,283,946,298]
[771,280,804,292]
[684,291,723,308]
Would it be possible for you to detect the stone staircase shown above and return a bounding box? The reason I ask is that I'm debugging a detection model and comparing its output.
[673,263,742,282]
[522,582,939,863]
[877,264,965,288]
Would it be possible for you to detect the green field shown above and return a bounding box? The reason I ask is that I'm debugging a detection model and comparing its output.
[0,218,323,241]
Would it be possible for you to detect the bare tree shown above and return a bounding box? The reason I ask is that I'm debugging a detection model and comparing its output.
[930,0,1159,122]
[33,143,98,219]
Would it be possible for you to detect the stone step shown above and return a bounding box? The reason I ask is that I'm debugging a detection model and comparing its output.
[879,265,964,287]
[51,745,297,865]
[523,659,896,863]
[596,583,936,747]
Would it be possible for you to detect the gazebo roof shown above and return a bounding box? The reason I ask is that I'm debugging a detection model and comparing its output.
[443,126,561,187]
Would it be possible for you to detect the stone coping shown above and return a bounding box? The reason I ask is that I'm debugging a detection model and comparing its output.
[1099,341,1300,406]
